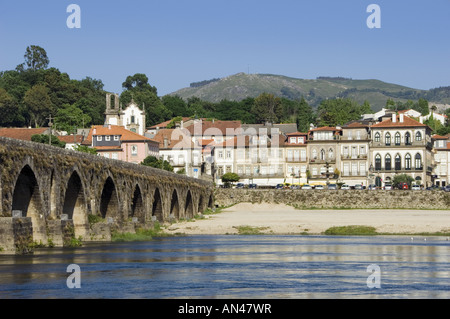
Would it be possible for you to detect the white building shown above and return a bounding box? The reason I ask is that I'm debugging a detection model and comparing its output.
[432,135,450,187]
[105,93,146,136]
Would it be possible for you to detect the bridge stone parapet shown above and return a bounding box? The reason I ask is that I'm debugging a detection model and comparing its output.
[0,136,214,254]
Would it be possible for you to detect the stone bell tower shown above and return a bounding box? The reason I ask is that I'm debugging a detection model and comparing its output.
[104,93,123,126]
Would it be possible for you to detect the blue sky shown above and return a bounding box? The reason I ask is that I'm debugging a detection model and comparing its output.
[1,0,449,96]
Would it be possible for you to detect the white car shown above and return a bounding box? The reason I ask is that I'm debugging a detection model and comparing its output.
[384,184,392,190]
[412,185,421,190]
[302,184,312,190]
[341,184,350,190]
[314,185,325,190]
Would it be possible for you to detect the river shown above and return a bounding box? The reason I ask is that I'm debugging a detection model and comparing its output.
[0,235,449,299]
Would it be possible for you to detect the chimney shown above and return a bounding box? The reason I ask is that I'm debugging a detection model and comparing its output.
[163,137,169,148]
[399,114,404,123]
[93,128,97,135]
[392,114,397,123]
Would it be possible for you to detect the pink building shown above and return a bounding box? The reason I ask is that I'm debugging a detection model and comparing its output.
[83,125,159,164]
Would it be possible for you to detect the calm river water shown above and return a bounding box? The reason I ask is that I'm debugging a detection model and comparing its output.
[0,235,449,299]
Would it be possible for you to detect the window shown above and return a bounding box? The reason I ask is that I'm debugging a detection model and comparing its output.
[312,168,318,176]
[375,132,381,142]
[105,136,111,141]
[300,149,306,161]
[97,136,102,142]
[343,147,349,157]
[385,133,391,146]
[226,150,231,158]
[111,153,118,160]
[290,137,297,144]
[415,153,422,169]
[298,137,305,144]
[131,145,138,156]
[320,149,325,160]
[395,154,401,170]
[103,153,110,159]
[356,131,361,140]
[405,154,412,170]
[114,135,120,141]
[352,163,358,176]
[131,116,135,124]
[385,154,391,170]
[415,131,422,141]
[375,154,381,171]
[312,149,317,160]
[328,148,334,159]
[360,163,366,176]
[360,146,366,156]
[405,132,411,145]
[178,155,184,165]
[395,132,401,146]
[287,150,293,161]
[218,151,223,159]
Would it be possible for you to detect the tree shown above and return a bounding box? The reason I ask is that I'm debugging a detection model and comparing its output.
[55,104,91,133]
[296,97,315,132]
[221,172,240,188]
[21,45,50,71]
[0,88,21,126]
[251,93,282,124]
[73,144,97,155]
[31,134,66,148]
[317,98,371,127]
[122,73,157,94]
[392,174,415,189]
[141,156,174,172]
[23,84,54,127]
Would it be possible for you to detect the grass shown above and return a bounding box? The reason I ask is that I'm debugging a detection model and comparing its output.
[324,226,378,236]
[111,222,171,242]
[233,225,270,235]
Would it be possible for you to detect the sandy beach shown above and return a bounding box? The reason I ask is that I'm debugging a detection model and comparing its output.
[165,203,450,235]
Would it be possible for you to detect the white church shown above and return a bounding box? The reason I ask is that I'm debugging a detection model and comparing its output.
[104,93,146,136]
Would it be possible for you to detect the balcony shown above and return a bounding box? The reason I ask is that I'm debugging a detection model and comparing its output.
[286,157,308,163]
[341,155,368,160]
[309,159,336,164]
[374,167,424,173]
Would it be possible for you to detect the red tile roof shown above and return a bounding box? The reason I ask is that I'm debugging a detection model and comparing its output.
[0,127,49,141]
[83,125,158,145]
[185,120,242,136]
[370,115,427,128]
[149,117,192,129]
[57,135,84,144]
[309,126,342,132]
[152,128,195,149]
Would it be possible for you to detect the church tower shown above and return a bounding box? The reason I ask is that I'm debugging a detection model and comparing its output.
[104,93,123,126]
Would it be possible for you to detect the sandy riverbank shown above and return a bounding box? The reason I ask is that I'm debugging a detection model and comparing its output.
[164,203,450,235]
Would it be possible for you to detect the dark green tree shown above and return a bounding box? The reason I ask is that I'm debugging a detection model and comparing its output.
[31,134,65,148]
[20,45,50,71]
[23,84,54,127]
[221,172,240,188]
[251,93,282,124]
[141,156,174,172]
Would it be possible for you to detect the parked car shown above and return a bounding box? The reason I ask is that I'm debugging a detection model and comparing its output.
[444,185,450,192]
[411,185,421,191]
[275,184,284,189]
[290,184,300,190]
[354,184,363,190]
[341,184,350,190]
[301,184,312,190]
[384,184,392,190]
[314,185,325,190]
[248,184,257,189]
[327,184,337,190]
[368,184,377,190]
[235,183,245,189]
[426,185,441,191]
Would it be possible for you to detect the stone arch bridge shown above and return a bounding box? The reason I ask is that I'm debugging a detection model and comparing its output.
[0,137,214,253]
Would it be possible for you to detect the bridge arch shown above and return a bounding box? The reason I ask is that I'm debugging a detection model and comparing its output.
[208,194,214,209]
[152,187,163,222]
[185,190,194,219]
[198,194,204,214]
[99,176,120,220]
[131,184,145,223]
[11,164,46,242]
[62,170,88,237]
[170,189,180,220]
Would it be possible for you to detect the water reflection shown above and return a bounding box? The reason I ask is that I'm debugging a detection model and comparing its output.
[0,235,449,299]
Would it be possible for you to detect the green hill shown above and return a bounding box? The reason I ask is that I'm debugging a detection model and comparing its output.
[170,73,450,111]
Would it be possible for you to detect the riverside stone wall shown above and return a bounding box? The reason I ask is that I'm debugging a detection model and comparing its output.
[214,189,450,210]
